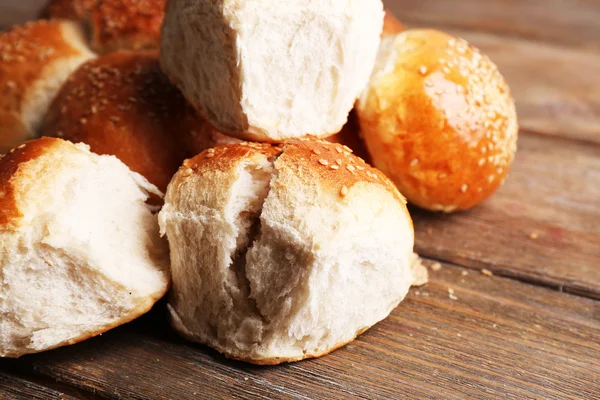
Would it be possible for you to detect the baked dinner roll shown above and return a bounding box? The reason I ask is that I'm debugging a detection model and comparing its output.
[43,50,210,191]
[160,0,385,142]
[0,20,95,153]
[158,139,426,364]
[0,138,169,358]
[45,0,166,54]
[357,30,518,212]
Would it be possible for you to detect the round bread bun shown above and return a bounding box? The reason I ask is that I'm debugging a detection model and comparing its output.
[0,20,95,154]
[45,0,165,54]
[160,0,385,142]
[357,29,518,212]
[42,50,214,191]
[0,137,169,358]
[158,138,426,364]
[382,8,404,37]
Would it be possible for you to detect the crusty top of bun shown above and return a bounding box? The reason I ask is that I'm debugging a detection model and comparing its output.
[357,29,518,212]
[181,138,406,207]
[382,8,404,37]
[45,0,165,54]
[0,138,59,227]
[0,20,95,153]
[90,0,166,54]
[42,50,203,191]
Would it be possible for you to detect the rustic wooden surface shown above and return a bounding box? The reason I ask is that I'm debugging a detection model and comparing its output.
[1,0,600,399]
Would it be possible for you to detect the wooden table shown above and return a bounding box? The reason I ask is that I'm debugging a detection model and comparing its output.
[1,1,600,399]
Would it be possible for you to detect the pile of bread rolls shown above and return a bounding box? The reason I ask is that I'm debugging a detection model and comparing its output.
[0,0,517,363]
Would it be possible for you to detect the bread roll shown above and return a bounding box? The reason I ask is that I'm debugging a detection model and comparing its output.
[0,20,95,153]
[357,30,518,212]
[158,138,426,364]
[45,0,166,54]
[160,0,385,142]
[0,137,169,358]
[42,50,213,191]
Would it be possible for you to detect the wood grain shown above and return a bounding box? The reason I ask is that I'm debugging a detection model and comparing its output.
[2,263,599,400]
[0,370,80,399]
[413,132,600,299]
[385,0,600,49]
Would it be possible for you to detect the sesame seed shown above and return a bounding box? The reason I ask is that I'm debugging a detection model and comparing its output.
[488,175,495,183]
[342,145,353,153]
[478,158,486,166]
[335,146,343,153]
[481,269,494,277]
[529,232,539,240]
[181,168,193,177]
[312,149,321,155]
[346,165,355,172]
[80,118,87,125]
[255,165,263,170]
[318,158,329,166]
[418,65,427,75]
[356,165,365,171]
[336,159,342,165]
[438,173,447,180]
[410,159,419,167]
[447,288,455,295]
[330,164,339,170]
[461,184,468,193]
[431,263,442,271]
[340,186,349,196]
[449,294,458,301]
[206,153,214,158]
[16,144,26,149]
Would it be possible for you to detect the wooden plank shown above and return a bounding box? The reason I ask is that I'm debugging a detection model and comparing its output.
[384,0,600,49]
[3,263,599,400]
[0,369,81,399]
[413,132,600,299]
[0,0,45,29]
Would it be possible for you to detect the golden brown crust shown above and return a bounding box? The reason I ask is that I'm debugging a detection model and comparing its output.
[382,9,404,38]
[0,20,91,152]
[358,30,518,212]
[90,0,165,54]
[0,138,64,228]
[181,138,406,206]
[42,50,208,191]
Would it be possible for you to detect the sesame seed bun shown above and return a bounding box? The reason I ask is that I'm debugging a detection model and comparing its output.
[42,50,212,191]
[357,29,518,212]
[0,20,95,153]
[158,138,424,364]
[45,0,166,54]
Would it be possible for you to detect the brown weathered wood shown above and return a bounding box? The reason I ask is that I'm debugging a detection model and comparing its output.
[0,369,82,399]
[3,263,599,400]
[414,132,600,299]
[385,0,600,49]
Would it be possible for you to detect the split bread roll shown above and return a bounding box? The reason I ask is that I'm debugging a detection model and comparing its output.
[42,50,216,191]
[0,137,169,358]
[0,20,95,153]
[160,0,385,142]
[158,138,427,364]
[357,30,518,212]
[45,0,166,54]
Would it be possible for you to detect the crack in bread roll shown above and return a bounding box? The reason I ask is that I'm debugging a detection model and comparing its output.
[0,20,95,153]
[357,29,518,212]
[45,0,166,54]
[42,50,233,192]
[158,138,426,364]
[160,0,385,142]
[0,137,169,358]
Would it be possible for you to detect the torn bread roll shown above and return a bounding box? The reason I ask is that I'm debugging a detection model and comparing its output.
[45,0,166,54]
[0,20,95,153]
[0,137,169,358]
[357,30,518,212]
[160,0,385,142]
[158,138,426,364]
[42,50,218,191]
